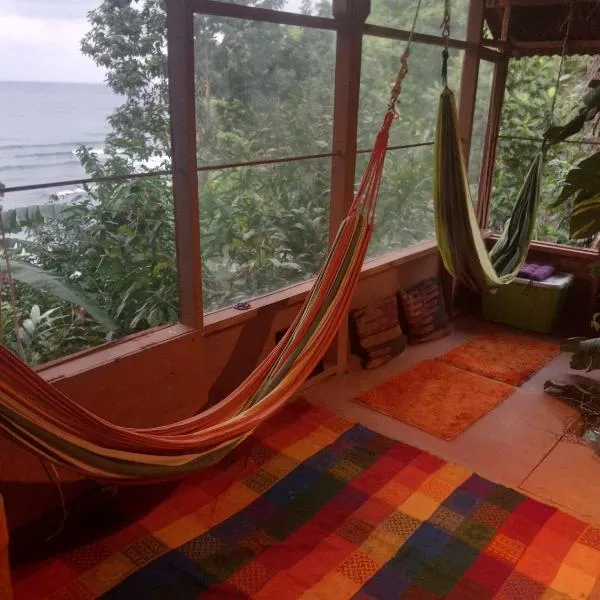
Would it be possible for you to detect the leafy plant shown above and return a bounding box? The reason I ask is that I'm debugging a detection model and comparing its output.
[550,152,600,239]
[5,260,117,333]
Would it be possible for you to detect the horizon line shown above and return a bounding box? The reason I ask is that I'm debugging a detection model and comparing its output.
[0,79,107,86]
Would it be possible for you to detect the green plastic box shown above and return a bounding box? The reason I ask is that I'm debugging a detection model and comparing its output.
[481,273,573,334]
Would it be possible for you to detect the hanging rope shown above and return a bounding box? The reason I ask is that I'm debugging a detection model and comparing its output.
[545,0,574,137]
[440,0,451,87]
[387,0,423,117]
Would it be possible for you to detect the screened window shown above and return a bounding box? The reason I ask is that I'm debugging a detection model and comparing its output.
[0,2,177,364]
[357,37,463,255]
[492,54,595,246]
[193,15,335,312]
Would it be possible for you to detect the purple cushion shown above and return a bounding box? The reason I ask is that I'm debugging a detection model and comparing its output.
[517,262,555,282]
[530,265,555,281]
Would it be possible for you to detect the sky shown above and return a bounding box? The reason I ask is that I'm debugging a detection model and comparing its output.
[0,0,104,83]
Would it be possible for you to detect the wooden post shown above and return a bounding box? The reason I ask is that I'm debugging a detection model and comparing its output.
[329,0,370,374]
[167,1,208,405]
[167,0,204,330]
[477,6,511,228]
[457,0,485,166]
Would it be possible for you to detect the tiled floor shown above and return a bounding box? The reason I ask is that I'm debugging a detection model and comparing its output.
[304,318,600,527]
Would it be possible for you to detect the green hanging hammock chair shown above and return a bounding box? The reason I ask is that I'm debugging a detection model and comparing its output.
[433,86,543,295]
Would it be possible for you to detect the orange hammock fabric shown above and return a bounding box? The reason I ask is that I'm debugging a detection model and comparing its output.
[0,110,395,483]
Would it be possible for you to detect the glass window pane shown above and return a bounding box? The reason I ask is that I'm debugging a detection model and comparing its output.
[496,55,597,247]
[194,15,335,164]
[367,0,468,41]
[355,144,435,258]
[1,175,178,365]
[200,158,330,313]
[491,139,589,246]
[0,3,177,365]
[358,39,463,148]
[0,2,171,192]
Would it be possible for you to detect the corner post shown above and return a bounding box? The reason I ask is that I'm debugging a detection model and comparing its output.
[477,5,511,228]
[457,0,485,166]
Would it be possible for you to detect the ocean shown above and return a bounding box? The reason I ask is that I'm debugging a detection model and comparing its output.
[0,81,122,210]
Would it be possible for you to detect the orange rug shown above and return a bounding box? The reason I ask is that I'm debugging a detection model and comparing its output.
[356,359,513,440]
[440,330,560,386]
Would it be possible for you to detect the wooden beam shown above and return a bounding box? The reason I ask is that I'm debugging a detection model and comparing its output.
[363,24,472,51]
[512,40,600,55]
[477,6,511,227]
[363,24,502,62]
[167,0,204,330]
[497,0,586,6]
[329,0,370,375]
[187,0,338,29]
[457,0,485,166]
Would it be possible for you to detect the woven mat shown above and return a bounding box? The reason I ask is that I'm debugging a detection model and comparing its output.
[440,330,560,386]
[355,359,514,440]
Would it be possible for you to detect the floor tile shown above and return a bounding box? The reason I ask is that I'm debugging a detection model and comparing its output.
[520,439,600,526]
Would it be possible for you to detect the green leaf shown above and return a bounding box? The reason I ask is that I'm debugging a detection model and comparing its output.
[570,192,600,239]
[5,260,118,333]
[22,319,35,336]
[30,305,41,324]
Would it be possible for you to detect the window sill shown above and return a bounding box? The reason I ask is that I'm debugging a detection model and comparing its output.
[38,323,195,382]
[203,240,439,335]
[487,233,600,261]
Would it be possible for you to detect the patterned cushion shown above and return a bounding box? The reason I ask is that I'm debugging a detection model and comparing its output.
[399,277,451,344]
[349,295,407,370]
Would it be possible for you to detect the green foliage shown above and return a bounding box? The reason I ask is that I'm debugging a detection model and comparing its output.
[550,151,600,239]
[5,260,117,332]
[21,171,179,331]
[492,54,591,243]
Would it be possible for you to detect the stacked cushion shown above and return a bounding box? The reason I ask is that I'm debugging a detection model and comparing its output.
[349,295,407,370]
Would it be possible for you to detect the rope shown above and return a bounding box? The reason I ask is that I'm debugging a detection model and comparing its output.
[441,0,451,87]
[0,208,25,360]
[387,0,423,117]
[546,0,574,132]
[40,459,68,541]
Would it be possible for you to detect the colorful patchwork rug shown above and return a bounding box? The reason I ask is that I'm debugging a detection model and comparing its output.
[12,400,600,599]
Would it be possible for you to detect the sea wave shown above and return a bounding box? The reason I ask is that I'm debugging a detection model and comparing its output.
[0,141,103,151]
[2,160,78,171]
[13,150,76,160]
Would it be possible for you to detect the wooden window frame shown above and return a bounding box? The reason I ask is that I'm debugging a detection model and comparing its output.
[34,0,486,381]
[475,3,600,260]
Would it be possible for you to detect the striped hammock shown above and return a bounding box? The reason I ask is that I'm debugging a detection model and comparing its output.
[434,87,542,294]
[0,111,395,483]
